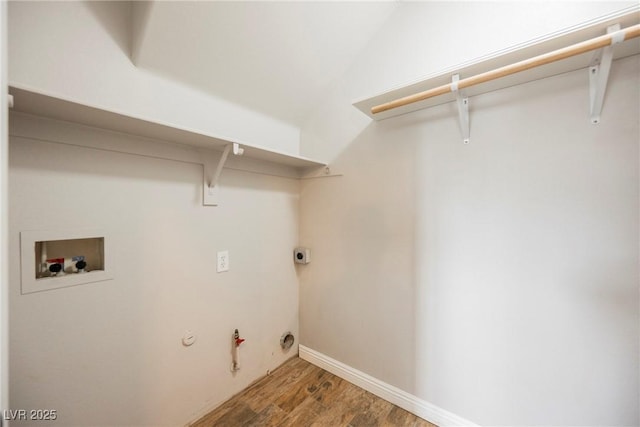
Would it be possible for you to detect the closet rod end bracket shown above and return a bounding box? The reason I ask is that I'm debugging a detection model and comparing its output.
[588,23,620,125]
[452,74,471,144]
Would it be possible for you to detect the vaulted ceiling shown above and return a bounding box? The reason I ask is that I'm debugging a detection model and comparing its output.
[130,1,398,126]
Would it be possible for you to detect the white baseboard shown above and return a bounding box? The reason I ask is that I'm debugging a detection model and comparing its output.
[299,345,478,427]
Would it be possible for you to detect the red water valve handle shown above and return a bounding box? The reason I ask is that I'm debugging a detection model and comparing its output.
[235,338,245,347]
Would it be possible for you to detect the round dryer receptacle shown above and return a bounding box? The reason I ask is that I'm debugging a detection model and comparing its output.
[280,332,295,350]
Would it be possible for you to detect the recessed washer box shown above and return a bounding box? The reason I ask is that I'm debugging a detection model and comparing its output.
[20,229,114,294]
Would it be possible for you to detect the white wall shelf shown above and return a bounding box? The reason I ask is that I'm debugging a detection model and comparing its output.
[9,85,327,174]
[353,7,640,121]
[9,85,329,206]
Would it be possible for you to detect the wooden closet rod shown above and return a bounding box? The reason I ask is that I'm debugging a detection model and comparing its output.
[371,23,640,115]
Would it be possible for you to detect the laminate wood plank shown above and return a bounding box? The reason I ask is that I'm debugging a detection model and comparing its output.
[312,372,350,407]
[274,366,329,412]
[309,387,370,426]
[349,411,383,427]
[348,391,394,427]
[191,400,256,427]
[209,402,257,427]
[414,416,439,427]
[190,358,303,427]
[190,398,243,427]
[241,360,318,413]
[243,404,288,427]
[307,401,357,426]
[190,357,439,427]
[277,396,325,427]
[241,356,307,400]
[386,405,421,426]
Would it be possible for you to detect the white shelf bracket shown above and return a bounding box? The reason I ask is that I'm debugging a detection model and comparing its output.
[589,24,620,125]
[203,143,243,206]
[452,74,470,144]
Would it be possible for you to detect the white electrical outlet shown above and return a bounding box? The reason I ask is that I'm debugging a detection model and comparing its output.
[217,250,229,273]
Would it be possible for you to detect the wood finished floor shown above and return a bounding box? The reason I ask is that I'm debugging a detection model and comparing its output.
[191,357,437,427]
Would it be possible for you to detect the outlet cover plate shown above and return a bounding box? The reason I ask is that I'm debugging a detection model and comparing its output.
[217,250,229,273]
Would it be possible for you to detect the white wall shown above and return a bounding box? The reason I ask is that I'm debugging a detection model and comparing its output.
[299,2,639,425]
[1,0,10,422]
[8,114,300,426]
[130,1,398,126]
[8,1,300,155]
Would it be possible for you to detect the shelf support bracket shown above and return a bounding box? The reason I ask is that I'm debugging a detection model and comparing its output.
[203,143,243,206]
[452,74,470,144]
[589,24,620,125]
